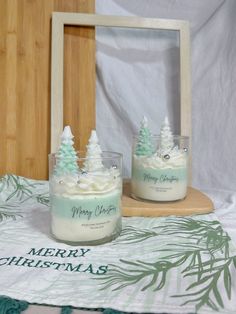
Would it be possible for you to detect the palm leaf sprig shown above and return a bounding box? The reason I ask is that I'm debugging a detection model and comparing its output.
[154,218,222,237]
[183,257,233,277]
[112,218,226,246]
[156,231,231,276]
[96,259,176,291]
[0,204,23,222]
[36,194,49,206]
[158,240,227,258]
[6,184,32,202]
[163,236,232,279]
[173,256,236,312]
[196,227,230,259]
[0,174,16,192]
[154,218,230,259]
[0,210,23,222]
[155,247,204,281]
[5,175,41,202]
[20,192,49,207]
[161,230,229,266]
[97,217,235,312]
[96,252,194,292]
[99,224,232,309]
[113,226,158,244]
[97,251,235,312]
[10,175,44,188]
[1,175,45,202]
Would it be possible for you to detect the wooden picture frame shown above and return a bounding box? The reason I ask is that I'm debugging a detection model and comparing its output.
[51,12,191,153]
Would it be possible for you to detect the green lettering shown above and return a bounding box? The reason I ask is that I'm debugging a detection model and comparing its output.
[7,256,24,266]
[65,263,83,272]
[80,248,90,257]
[43,248,56,257]
[34,260,44,268]
[54,249,67,258]
[0,257,9,266]
[28,247,57,257]
[21,258,35,267]
[40,261,52,268]
[27,248,44,256]
[96,265,108,275]
[83,264,95,274]
[67,250,79,258]
[52,262,65,270]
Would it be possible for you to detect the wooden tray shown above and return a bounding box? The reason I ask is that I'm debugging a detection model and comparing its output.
[122,180,214,217]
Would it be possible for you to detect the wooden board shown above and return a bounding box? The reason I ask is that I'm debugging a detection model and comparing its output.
[0,0,95,180]
[122,180,214,217]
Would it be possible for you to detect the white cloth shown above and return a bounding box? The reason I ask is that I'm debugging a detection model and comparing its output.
[0,175,236,314]
[95,0,236,192]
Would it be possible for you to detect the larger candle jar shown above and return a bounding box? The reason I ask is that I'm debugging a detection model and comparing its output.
[49,152,122,245]
[131,135,189,202]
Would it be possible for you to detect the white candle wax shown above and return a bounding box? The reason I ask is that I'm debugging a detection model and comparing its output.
[50,188,122,243]
[131,153,188,202]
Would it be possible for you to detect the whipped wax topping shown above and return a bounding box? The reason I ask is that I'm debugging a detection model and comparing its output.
[52,129,121,196]
[83,130,104,172]
[134,116,188,169]
[52,167,121,196]
[134,149,187,169]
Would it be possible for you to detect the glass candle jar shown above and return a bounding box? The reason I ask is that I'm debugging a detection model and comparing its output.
[49,152,122,245]
[131,135,189,202]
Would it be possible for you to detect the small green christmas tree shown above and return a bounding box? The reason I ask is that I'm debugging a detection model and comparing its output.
[160,116,174,152]
[83,130,104,172]
[54,126,79,176]
[135,116,154,156]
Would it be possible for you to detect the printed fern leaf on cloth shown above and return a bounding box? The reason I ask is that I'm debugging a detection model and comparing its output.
[0,174,48,203]
[113,226,159,244]
[0,204,23,223]
[0,174,49,223]
[97,217,236,312]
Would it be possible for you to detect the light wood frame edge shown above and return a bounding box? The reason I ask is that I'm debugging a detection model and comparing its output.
[51,12,191,154]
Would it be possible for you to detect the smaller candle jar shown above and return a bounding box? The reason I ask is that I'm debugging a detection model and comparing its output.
[49,152,122,245]
[131,135,189,202]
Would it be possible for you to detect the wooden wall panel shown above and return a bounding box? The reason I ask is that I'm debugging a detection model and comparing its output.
[0,0,95,179]
[64,25,95,152]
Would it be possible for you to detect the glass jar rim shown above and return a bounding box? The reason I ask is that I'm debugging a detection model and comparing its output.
[48,150,123,160]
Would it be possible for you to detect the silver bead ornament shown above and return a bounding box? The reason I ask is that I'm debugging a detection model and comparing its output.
[112,165,118,169]
[183,147,188,152]
[59,180,63,184]
[163,154,170,160]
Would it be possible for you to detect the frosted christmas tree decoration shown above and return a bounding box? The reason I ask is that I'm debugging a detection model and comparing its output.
[135,116,154,156]
[159,116,174,154]
[83,130,104,172]
[54,126,79,176]
[49,128,122,245]
[61,125,73,142]
[131,117,189,202]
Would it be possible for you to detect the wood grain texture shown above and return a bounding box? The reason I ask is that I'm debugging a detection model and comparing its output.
[0,0,95,179]
[179,22,192,181]
[122,180,214,217]
[64,25,95,153]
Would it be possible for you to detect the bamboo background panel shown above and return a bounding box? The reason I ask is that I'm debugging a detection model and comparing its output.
[0,0,95,180]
